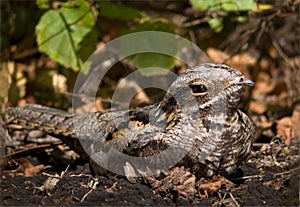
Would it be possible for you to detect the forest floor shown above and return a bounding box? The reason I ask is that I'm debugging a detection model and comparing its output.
[1,109,299,206]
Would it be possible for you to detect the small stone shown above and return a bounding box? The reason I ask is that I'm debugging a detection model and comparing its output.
[28,130,45,138]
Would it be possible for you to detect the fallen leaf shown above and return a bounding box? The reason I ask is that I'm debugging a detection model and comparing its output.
[36,176,60,192]
[252,72,276,95]
[24,164,46,177]
[206,48,255,79]
[249,101,268,114]
[206,47,230,63]
[197,176,234,198]
[276,117,292,145]
[291,103,300,140]
[4,157,46,177]
[74,97,104,114]
[151,167,197,199]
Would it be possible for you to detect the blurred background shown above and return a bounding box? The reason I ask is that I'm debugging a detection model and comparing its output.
[2,0,300,143]
[1,1,299,205]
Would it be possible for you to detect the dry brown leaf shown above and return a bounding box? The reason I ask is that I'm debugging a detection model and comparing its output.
[291,104,300,139]
[259,120,273,129]
[197,176,234,198]
[276,117,292,145]
[206,48,255,79]
[36,176,60,192]
[175,170,197,198]
[74,98,104,114]
[17,96,37,107]
[198,181,222,198]
[116,78,151,108]
[206,47,230,64]
[252,72,276,95]
[4,157,45,177]
[249,70,290,114]
[249,101,268,114]
[225,52,256,77]
[165,167,197,198]
[152,167,197,199]
[24,164,45,177]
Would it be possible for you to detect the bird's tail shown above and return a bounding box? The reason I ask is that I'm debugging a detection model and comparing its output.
[5,104,76,138]
[5,104,91,157]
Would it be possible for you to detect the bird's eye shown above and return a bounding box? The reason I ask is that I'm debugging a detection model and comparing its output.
[189,84,208,96]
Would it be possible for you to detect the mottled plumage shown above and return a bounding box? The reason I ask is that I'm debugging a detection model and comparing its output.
[5,63,255,177]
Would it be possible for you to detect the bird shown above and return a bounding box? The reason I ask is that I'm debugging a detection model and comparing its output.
[5,63,255,177]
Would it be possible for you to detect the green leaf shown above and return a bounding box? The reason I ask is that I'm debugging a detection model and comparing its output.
[190,0,222,11]
[121,21,177,76]
[231,16,249,23]
[221,0,254,11]
[78,28,98,62]
[190,0,254,11]
[138,66,174,77]
[35,0,97,71]
[36,0,50,9]
[190,0,254,32]
[100,1,149,21]
[208,18,223,33]
[131,54,176,76]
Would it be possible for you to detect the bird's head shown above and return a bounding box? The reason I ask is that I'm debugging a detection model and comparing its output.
[167,63,254,115]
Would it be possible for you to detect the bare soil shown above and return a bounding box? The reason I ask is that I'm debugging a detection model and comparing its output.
[1,124,299,206]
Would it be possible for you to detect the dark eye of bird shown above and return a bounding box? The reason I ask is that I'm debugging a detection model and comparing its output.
[190,84,208,95]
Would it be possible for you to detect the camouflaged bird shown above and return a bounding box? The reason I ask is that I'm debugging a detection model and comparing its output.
[5,63,255,177]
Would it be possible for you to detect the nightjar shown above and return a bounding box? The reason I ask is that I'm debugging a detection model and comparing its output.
[5,63,255,177]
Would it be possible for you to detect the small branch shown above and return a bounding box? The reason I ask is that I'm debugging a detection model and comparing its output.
[229,192,240,207]
[271,37,296,69]
[273,166,300,177]
[231,175,263,181]
[232,166,300,181]
[80,178,99,202]
[4,143,62,158]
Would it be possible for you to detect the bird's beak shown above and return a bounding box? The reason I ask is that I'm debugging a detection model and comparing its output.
[237,76,255,87]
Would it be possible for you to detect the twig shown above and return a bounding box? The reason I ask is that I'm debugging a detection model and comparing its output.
[232,166,300,181]
[231,175,263,181]
[80,178,99,202]
[273,166,300,177]
[229,192,240,207]
[271,37,296,69]
[4,143,62,158]
[41,165,70,179]
[61,164,70,177]
[69,173,94,178]
[41,172,60,179]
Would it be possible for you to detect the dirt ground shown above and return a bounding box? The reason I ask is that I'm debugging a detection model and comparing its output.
[1,119,299,206]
